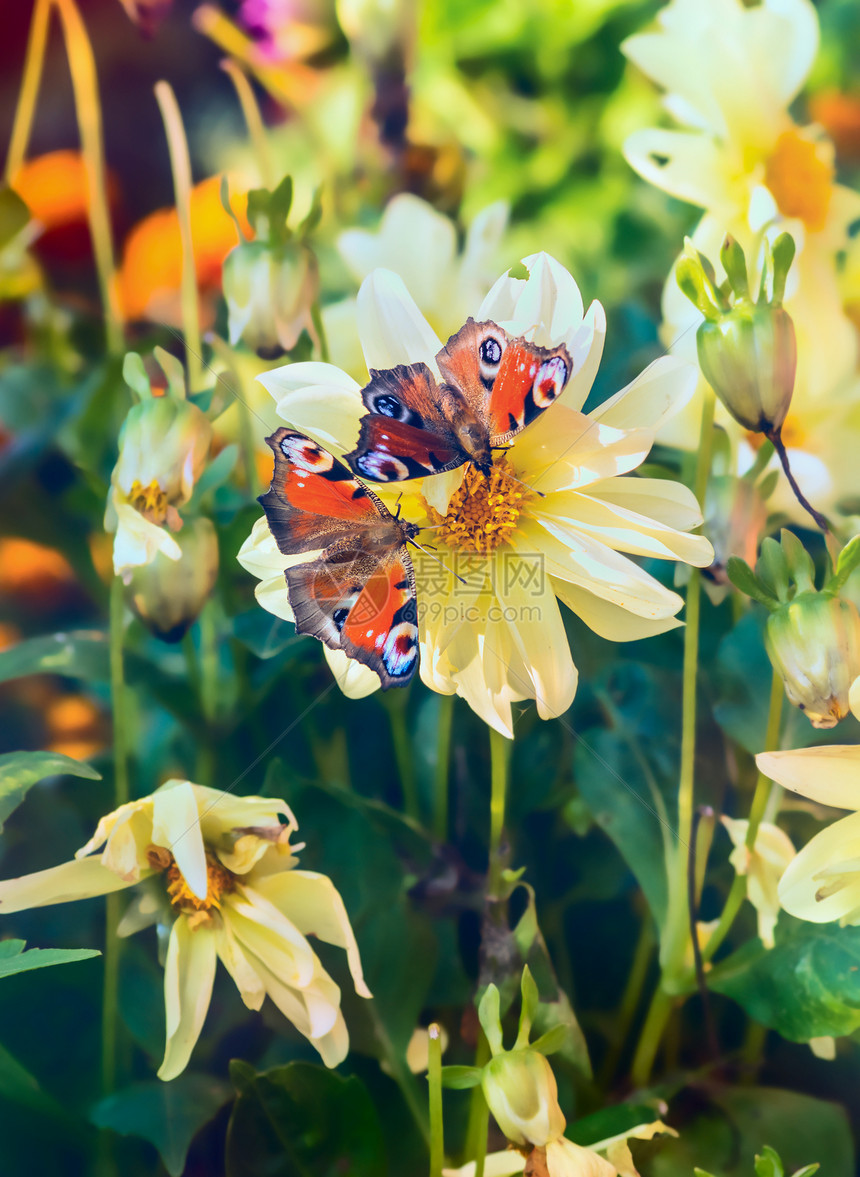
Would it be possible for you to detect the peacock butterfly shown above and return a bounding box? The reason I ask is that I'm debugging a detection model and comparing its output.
[345,317,572,483]
[259,427,421,688]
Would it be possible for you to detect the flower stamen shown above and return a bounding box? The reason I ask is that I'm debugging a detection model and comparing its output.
[764,129,834,232]
[130,478,170,525]
[424,459,532,555]
[146,843,237,920]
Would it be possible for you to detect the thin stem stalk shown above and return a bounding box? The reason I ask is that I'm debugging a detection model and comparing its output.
[220,59,274,188]
[386,694,419,822]
[767,428,828,532]
[428,1024,444,1177]
[154,81,204,393]
[102,577,130,1097]
[630,986,673,1090]
[5,0,51,182]
[487,728,510,897]
[433,695,454,841]
[464,1033,490,1176]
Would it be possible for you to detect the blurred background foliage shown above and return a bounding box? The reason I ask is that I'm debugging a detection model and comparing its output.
[2,1,860,1175]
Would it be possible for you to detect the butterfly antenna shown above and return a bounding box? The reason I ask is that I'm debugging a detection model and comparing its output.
[408,539,467,586]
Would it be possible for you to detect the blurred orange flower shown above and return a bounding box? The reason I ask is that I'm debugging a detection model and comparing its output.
[44,693,106,761]
[0,538,78,607]
[10,150,121,264]
[118,175,249,326]
[810,91,860,161]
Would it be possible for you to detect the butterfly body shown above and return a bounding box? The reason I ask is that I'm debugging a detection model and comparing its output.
[259,428,420,688]
[345,318,572,484]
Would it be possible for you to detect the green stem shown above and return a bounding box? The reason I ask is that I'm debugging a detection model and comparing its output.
[310,300,330,363]
[487,728,510,898]
[701,669,783,966]
[220,58,275,188]
[49,0,124,351]
[433,695,454,841]
[386,693,419,821]
[428,1024,444,1177]
[629,986,673,1090]
[464,1033,490,1175]
[661,389,715,984]
[154,81,204,394]
[103,577,130,1098]
[5,0,51,182]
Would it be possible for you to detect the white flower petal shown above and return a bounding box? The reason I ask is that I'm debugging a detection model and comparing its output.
[623,128,735,211]
[442,1151,525,1177]
[511,408,653,496]
[552,579,683,641]
[216,913,266,1011]
[479,252,585,348]
[778,810,860,924]
[113,503,181,578]
[152,781,208,902]
[228,886,316,987]
[256,362,364,455]
[549,490,712,565]
[591,355,698,432]
[254,869,371,997]
[356,269,443,372]
[756,746,860,811]
[323,646,382,699]
[557,302,607,413]
[158,918,217,1081]
[0,855,132,913]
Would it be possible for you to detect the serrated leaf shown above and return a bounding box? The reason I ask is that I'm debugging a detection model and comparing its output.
[225,1061,385,1177]
[726,557,777,609]
[92,1074,231,1177]
[0,940,100,979]
[710,916,860,1040]
[0,750,100,830]
[439,1065,483,1090]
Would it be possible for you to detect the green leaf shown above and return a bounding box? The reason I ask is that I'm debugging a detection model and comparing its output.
[0,1039,77,1123]
[439,1065,483,1090]
[709,916,860,1040]
[726,557,777,609]
[0,184,30,249]
[225,1061,385,1177]
[92,1074,231,1177]
[826,534,860,594]
[0,750,100,830]
[755,1145,784,1177]
[0,940,100,979]
[0,629,109,684]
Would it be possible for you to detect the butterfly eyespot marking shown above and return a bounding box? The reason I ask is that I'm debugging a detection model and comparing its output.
[356,452,411,481]
[332,607,349,632]
[532,356,569,408]
[382,620,418,678]
[373,393,407,419]
[280,435,334,474]
[478,332,506,388]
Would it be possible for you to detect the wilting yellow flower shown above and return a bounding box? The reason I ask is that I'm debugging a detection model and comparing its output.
[624,0,860,516]
[324,193,508,378]
[0,779,369,1078]
[720,816,796,949]
[442,1120,676,1177]
[105,354,212,581]
[239,253,713,735]
[757,744,860,926]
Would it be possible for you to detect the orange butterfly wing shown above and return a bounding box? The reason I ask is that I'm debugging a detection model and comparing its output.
[258,428,420,688]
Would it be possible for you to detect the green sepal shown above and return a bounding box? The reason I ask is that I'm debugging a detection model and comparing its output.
[439,1065,483,1090]
[721,234,750,301]
[528,1024,569,1057]
[779,529,815,593]
[755,1145,784,1177]
[726,557,778,610]
[769,233,797,305]
[516,965,539,1047]
[826,535,860,594]
[122,352,153,401]
[477,984,503,1055]
[757,537,791,602]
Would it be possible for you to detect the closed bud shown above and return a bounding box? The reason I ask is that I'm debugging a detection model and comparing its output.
[677,232,797,436]
[124,516,219,642]
[481,1047,566,1147]
[223,239,318,357]
[766,591,860,728]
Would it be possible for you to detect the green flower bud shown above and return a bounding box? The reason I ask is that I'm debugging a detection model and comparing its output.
[481,1047,566,1147]
[766,591,860,728]
[124,516,219,642]
[677,233,797,436]
[111,394,212,518]
[222,240,318,357]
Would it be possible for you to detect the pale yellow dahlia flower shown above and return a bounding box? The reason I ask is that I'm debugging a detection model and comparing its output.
[105,351,212,581]
[623,0,860,517]
[720,816,796,949]
[323,193,509,379]
[757,745,860,927]
[0,779,369,1078]
[238,252,714,736]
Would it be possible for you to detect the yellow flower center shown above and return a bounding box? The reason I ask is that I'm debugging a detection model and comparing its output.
[130,478,169,525]
[425,459,531,555]
[147,844,236,922]
[764,129,834,232]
